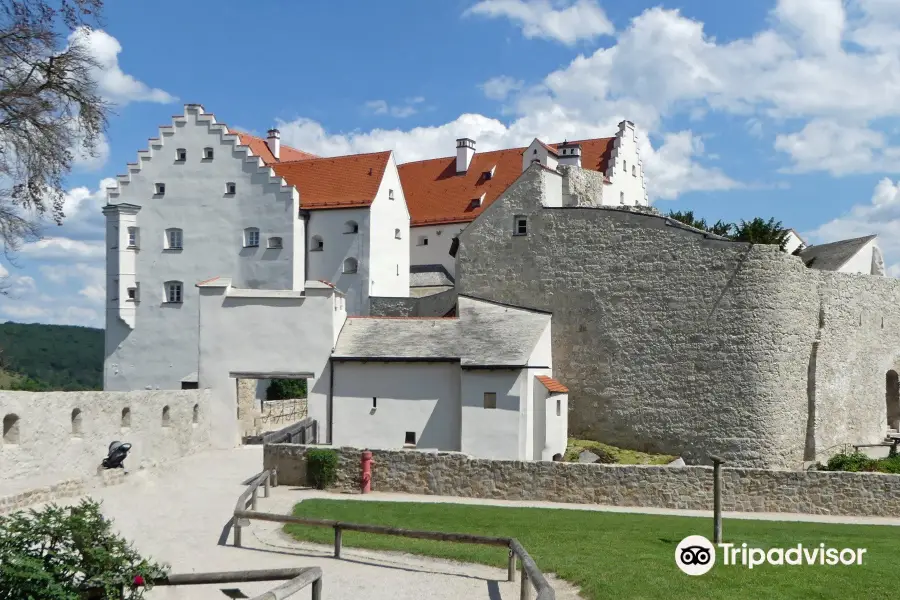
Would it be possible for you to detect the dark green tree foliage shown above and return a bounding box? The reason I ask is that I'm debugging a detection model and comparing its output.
[266,378,307,400]
[665,210,733,237]
[666,211,789,247]
[0,322,103,390]
[0,499,168,599]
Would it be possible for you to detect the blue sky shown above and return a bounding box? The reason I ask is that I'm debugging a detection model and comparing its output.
[3,0,900,327]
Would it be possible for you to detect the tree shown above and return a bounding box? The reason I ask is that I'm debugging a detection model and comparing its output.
[266,378,307,400]
[0,0,109,254]
[731,217,790,250]
[666,210,733,237]
[0,499,168,599]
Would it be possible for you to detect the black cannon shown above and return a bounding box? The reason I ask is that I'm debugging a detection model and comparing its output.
[101,441,132,469]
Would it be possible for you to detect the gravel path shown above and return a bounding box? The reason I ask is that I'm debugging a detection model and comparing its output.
[29,447,581,600]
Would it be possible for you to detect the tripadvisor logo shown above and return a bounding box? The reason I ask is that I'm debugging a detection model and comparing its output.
[675,536,867,575]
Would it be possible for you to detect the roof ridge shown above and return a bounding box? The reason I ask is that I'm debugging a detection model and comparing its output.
[276,150,392,165]
[230,129,316,159]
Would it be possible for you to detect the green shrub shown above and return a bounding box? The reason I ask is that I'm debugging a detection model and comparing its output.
[0,499,168,599]
[821,452,900,474]
[266,378,307,400]
[306,449,339,490]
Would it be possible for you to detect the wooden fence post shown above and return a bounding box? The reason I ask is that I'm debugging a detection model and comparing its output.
[251,487,258,511]
[264,471,270,499]
[519,561,530,600]
[333,526,342,559]
[711,455,725,544]
[234,523,242,548]
[507,549,516,582]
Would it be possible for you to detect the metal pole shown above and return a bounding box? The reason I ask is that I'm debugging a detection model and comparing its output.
[711,455,725,544]
[507,549,516,582]
[334,526,342,559]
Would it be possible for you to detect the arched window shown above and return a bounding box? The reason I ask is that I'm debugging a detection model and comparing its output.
[162,405,171,428]
[71,408,83,437]
[165,228,183,250]
[343,257,358,274]
[243,227,260,248]
[225,182,236,195]
[121,407,131,429]
[344,220,359,234]
[310,236,324,251]
[192,404,200,425]
[2,413,19,445]
[164,281,183,303]
[267,236,283,249]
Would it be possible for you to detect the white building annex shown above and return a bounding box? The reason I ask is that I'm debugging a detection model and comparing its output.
[103,104,410,393]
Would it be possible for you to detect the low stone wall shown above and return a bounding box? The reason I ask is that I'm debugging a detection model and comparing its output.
[264,444,900,518]
[0,469,127,515]
[369,288,458,318]
[0,390,212,482]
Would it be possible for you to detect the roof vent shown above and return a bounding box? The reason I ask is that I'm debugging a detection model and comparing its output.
[483,165,496,180]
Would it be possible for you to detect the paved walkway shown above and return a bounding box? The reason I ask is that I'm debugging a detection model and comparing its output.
[31,447,580,600]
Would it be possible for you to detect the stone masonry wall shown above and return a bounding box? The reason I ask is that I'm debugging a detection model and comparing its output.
[236,378,309,437]
[0,390,212,482]
[0,469,126,515]
[369,288,458,317]
[265,444,900,518]
[455,167,824,469]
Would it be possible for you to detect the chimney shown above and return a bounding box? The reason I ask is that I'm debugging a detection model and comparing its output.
[266,128,281,160]
[557,141,582,168]
[456,138,475,174]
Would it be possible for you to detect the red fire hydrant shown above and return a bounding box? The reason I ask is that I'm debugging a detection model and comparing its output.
[361,451,373,494]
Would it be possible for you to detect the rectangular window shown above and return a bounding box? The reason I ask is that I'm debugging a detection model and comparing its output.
[127,227,138,248]
[483,392,497,409]
[165,282,183,303]
[389,189,394,200]
[556,399,561,417]
[404,431,416,445]
[418,236,429,246]
[372,397,377,409]
[167,229,183,249]
[267,236,283,249]
[155,183,165,195]
[126,284,139,302]
[244,229,260,248]
[514,216,527,236]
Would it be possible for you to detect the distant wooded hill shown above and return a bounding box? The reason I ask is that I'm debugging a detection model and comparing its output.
[0,322,103,391]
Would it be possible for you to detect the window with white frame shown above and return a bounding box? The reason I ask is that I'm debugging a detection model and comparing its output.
[176,148,186,162]
[127,227,139,248]
[164,281,183,303]
[344,220,358,234]
[513,216,527,236]
[243,227,260,248]
[155,183,165,195]
[165,228,183,250]
[343,257,358,274]
[394,228,401,239]
[126,284,140,302]
[203,147,214,160]
[225,182,236,195]
[310,236,323,251]
[267,236,283,249]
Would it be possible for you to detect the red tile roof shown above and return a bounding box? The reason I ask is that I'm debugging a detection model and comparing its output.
[537,375,569,394]
[233,131,319,164]
[398,137,615,226]
[272,151,392,210]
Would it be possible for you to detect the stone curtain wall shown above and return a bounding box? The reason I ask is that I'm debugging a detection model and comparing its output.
[236,378,309,437]
[265,444,900,518]
[0,470,126,515]
[0,390,212,482]
[369,288,458,317]
[455,167,821,469]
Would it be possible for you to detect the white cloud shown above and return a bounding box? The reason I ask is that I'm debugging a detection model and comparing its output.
[69,28,176,105]
[364,97,425,119]
[805,177,900,273]
[774,120,900,175]
[19,237,105,260]
[639,132,739,199]
[464,0,615,45]
[481,76,524,100]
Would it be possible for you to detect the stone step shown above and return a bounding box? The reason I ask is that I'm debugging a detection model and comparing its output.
[886,432,900,439]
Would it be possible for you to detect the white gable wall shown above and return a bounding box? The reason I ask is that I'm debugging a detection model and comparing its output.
[410,223,466,276]
[104,105,301,393]
[522,140,558,173]
[604,121,649,207]
[368,154,411,303]
[306,207,371,315]
[330,361,461,450]
[839,239,881,275]
[460,369,526,460]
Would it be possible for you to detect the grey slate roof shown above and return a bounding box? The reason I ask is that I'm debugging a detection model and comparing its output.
[798,235,876,271]
[332,296,551,366]
[409,264,455,288]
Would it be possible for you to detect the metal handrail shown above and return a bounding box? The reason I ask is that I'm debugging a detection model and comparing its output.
[232,471,555,600]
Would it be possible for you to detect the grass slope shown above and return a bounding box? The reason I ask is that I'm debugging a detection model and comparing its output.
[286,500,890,600]
[565,437,676,464]
[0,322,103,390]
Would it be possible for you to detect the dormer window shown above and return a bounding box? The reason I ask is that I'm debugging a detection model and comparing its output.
[176,148,186,162]
[484,171,492,180]
[311,236,324,251]
[203,147,214,160]
[514,216,527,236]
[243,227,260,248]
[155,183,165,195]
[226,182,236,195]
[344,220,359,234]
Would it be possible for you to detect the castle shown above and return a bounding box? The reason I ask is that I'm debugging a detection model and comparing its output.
[100,103,890,469]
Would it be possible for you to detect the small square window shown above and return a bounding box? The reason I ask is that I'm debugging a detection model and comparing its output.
[484,392,497,409]
[418,236,429,246]
[514,216,527,236]
[127,285,139,302]
[404,431,416,446]
[267,236,283,249]
[176,149,186,162]
[155,183,165,196]
[204,147,214,160]
[226,182,236,195]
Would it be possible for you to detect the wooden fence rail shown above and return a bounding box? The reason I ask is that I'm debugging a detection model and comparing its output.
[233,469,555,600]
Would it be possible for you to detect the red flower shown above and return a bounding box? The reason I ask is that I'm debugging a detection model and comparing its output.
[132,575,145,587]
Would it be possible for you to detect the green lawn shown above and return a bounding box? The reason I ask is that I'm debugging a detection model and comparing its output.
[285,500,893,600]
